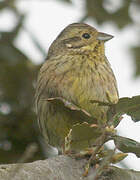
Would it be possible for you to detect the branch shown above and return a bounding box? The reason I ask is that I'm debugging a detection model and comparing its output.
[0,155,140,180]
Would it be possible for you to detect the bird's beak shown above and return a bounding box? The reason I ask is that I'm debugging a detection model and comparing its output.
[97,32,114,41]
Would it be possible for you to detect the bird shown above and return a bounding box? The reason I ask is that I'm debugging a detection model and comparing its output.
[35,23,119,154]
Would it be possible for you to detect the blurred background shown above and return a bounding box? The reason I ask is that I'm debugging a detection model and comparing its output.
[0,0,140,170]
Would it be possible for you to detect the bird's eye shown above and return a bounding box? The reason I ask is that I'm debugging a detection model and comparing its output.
[82,33,91,39]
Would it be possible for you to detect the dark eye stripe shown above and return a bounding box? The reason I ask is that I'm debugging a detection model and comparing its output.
[82,33,91,39]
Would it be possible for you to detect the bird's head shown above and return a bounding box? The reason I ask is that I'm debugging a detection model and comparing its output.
[47,23,114,57]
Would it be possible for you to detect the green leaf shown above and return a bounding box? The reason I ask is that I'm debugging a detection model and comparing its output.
[71,122,101,142]
[110,153,128,164]
[46,97,94,124]
[65,122,102,151]
[110,96,140,123]
[113,135,140,158]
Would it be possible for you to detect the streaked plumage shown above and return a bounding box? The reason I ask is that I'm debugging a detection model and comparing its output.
[35,23,119,151]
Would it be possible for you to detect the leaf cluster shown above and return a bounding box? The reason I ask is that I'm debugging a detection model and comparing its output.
[46,95,140,177]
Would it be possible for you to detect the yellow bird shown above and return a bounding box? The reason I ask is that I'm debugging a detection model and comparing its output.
[35,23,119,153]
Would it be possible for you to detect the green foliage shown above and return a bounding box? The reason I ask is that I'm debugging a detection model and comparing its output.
[85,0,133,28]
[66,122,102,151]
[110,96,140,123]
[113,136,140,158]
[45,96,140,169]
[47,97,93,123]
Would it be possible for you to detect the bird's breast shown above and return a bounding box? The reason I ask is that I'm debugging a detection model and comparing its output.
[49,55,118,121]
